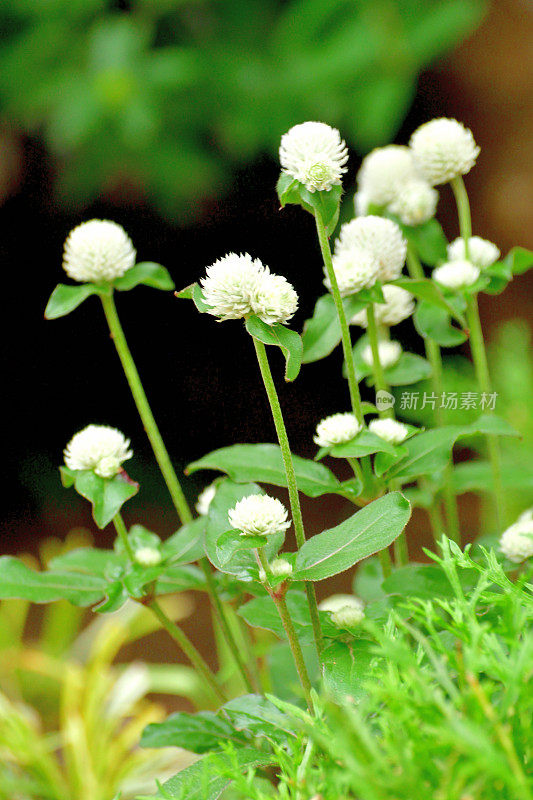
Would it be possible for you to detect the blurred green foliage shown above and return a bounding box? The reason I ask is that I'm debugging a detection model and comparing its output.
[0,0,485,218]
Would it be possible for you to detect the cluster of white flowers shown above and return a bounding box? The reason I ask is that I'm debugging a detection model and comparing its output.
[447,236,500,268]
[326,248,379,296]
[200,253,298,325]
[409,118,479,186]
[228,494,291,537]
[350,284,415,328]
[361,340,402,370]
[63,220,136,283]
[314,412,362,448]
[134,547,162,567]
[319,594,365,628]
[279,121,348,193]
[64,424,132,478]
[196,483,217,516]
[335,216,407,283]
[499,509,533,563]
[432,260,480,290]
[368,417,410,445]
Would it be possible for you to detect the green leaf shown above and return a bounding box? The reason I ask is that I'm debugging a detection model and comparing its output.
[216,530,266,565]
[352,557,385,602]
[452,460,533,493]
[245,315,303,382]
[328,429,398,459]
[141,711,247,753]
[383,353,432,386]
[63,468,139,529]
[44,283,103,319]
[49,547,122,577]
[161,518,206,564]
[401,218,448,265]
[175,283,194,300]
[382,563,457,600]
[504,246,533,275]
[187,443,343,498]
[294,493,411,581]
[276,174,342,235]
[154,565,206,595]
[414,299,468,346]
[222,694,299,742]
[238,591,337,641]
[322,640,375,700]
[301,294,368,363]
[113,262,174,291]
[0,557,107,606]
[392,277,466,326]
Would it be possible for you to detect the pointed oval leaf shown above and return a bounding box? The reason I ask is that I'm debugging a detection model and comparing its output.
[71,470,139,529]
[392,277,466,327]
[0,556,107,606]
[414,299,468,346]
[245,315,303,382]
[114,262,174,291]
[45,283,103,319]
[141,711,247,753]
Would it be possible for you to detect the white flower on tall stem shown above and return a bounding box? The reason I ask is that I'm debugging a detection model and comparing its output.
[252,272,298,325]
[388,179,439,226]
[356,145,417,206]
[335,216,407,282]
[63,220,136,283]
[64,424,132,478]
[279,121,348,193]
[196,483,217,516]
[319,594,365,628]
[325,248,380,296]
[350,285,415,328]
[368,417,410,444]
[314,412,362,448]
[361,340,402,369]
[432,260,480,290]
[447,236,500,269]
[228,494,291,537]
[409,118,480,186]
[499,515,533,563]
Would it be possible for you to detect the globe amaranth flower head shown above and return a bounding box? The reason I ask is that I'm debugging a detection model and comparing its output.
[134,547,162,567]
[409,118,480,186]
[447,236,500,268]
[228,494,291,537]
[368,417,410,445]
[388,179,439,227]
[350,284,415,328]
[64,424,132,478]
[319,594,365,628]
[258,557,293,583]
[361,340,402,370]
[200,253,298,325]
[356,145,417,207]
[499,515,533,563]
[314,412,362,448]
[196,483,217,516]
[63,220,136,283]
[279,121,348,193]
[326,248,380,297]
[432,260,480,290]
[335,216,407,282]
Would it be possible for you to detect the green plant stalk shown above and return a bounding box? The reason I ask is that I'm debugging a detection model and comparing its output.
[252,337,323,657]
[314,208,363,424]
[378,548,393,578]
[100,291,255,693]
[365,304,394,419]
[406,245,460,543]
[112,512,135,561]
[451,176,505,528]
[256,549,313,710]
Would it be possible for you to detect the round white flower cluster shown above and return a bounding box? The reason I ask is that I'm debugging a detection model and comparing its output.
[350,285,415,328]
[196,483,217,516]
[432,260,480,290]
[447,236,500,269]
[279,121,348,193]
[319,594,365,628]
[63,220,136,283]
[64,424,132,478]
[335,216,407,283]
[355,145,438,226]
[409,118,479,186]
[499,513,533,563]
[134,547,162,567]
[200,253,298,325]
[368,417,410,445]
[361,340,402,370]
[326,248,378,297]
[314,412,362,448]
[228,494,291,537]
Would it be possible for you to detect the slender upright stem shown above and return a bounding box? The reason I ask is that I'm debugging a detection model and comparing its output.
[393,530,408,565]
[252,337,323,657]
[314,209,363,424]
[450,176,472,256]
[112,512,135,561]
[366,304,393,419]
[100,291,255,692]
[378,548,393,578]
[256,549,313,710]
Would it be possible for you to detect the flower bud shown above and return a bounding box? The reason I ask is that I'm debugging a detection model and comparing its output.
[368,417,410,444]
[499,517,533,563]
[134,547,162,567]
[388,179,438,226]
[350,285,415,328]
[361,340,402,370]
[196,483,217,516]
[432,260,480,290]
[228,494,291,538]
[314,413,362,448]
[447,236,500,269]
[357,145,417,206]
[409,118,480,186]
[319,594,365,628]
[335,216,406,282]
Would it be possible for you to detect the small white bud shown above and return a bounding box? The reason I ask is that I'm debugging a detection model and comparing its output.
[63,219,136,283]
[518,508,533,524]
[356,145,417,206]
[388,179,439,226]
[326,248,380,296]
[279,121,348,193]
[196,483,217,516]
[499,518,533,563]
[361,340,402,370]
[447,236,500,269]
[134,547,162,567]
[319,594,365,628]
[409,117,480,186]
[354,189,370,216]
[269,558,293,578]
[368,417,410,445]
[350,284,415,328]
[335,216,407,283]
[314,412,362,448]
[432,260,480,290]
[228,494,291,538]
[64,425,132,477]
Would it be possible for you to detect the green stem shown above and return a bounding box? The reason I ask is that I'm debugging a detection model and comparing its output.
[314,209,363,423]
[393,531,408,565]
[100,291,255,692]
[366,304,393,419]
[252,337,323,657]
[148,599,227,705]
[450,176,472,256]
[378,548,392,578]
[256,549,313,710]
[426,494,446,545]
[112,512,135,561]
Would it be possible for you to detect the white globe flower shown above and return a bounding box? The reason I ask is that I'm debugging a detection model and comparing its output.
[335,216,407,282]
[388,179,439,226]
[251,271,298,325]
[314,412,362,448]
[432,260,480,290]
[368,417,410,445]
[447,236,500,269]
[326,248,380,296]
[319,594,365,628]
[361,340,402,370]
[279,121,348,193]
[518,508,533,523]
[134,547,162,567]
[269,558,293,578]
[499,519,533,563]
[196,483,217,516]
[354,189,371,216]
[350,284,415,328]
[228,494,291,537]
[63,219,136,283]
[200,252,264,321]
[64,424,132,478]
[409,118,480,186]
[356,145,417,206]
